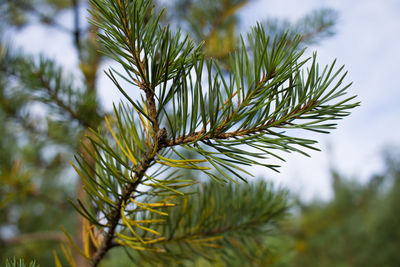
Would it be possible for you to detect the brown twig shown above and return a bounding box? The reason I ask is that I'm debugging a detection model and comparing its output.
[164,99,317,148]
[89,144,159,266]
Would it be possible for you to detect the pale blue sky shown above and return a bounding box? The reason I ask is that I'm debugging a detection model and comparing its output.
[8,0,400,200]
[241,0,400,199]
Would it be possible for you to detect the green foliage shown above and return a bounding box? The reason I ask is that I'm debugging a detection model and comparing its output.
[0,3,99,265]
[0,46,78,266]
[285,150,400,267]
[101,180,290,266]
[168,1,338,62]
[5,257,39,267]
[0,0,360,266]
[63,0,358,265]
[0,48,102,130]
[174,0,249,59]
[263,8,338,45]
[0,0,72,28]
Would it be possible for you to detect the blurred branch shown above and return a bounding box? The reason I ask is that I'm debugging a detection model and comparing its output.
[6,0,72,33]
[1,107,44,136]
[29,190,71,209]
[1,231,66,246]
[263,8,338,47]
[32,70,92,129]
[72,0,82,60]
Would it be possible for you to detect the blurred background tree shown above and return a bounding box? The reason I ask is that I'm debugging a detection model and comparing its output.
[0,0,357,266]
[1,0,104,265]
[283,149,400,267]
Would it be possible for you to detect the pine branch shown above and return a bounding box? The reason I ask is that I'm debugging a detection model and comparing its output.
[164,97,318,147]
[90,137,161,266]
[87,0,169,253]
[67,1,359,266]
[111,180,289,265]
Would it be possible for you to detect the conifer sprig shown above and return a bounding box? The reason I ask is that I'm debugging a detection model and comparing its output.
[65,0,359,266]
[121,180,289,265]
